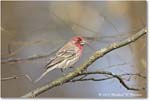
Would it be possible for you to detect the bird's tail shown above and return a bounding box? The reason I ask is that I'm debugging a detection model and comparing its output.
[34,66,56,83]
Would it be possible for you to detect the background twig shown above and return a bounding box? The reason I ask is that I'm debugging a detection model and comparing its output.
[1,74,32,82]
[68,71,146,91]
[69,71,146,90]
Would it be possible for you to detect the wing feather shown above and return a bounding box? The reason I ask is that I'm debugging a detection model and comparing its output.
[46,49,76,69]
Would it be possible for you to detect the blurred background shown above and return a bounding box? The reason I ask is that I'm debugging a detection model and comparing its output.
[1,1,147,98]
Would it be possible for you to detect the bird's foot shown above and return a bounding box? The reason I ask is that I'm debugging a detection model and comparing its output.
[60,68,66,76]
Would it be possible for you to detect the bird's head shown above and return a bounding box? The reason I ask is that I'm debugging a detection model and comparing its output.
[71,36,86,47]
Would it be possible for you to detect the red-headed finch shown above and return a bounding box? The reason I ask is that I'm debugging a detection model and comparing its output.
[34,36,86,82]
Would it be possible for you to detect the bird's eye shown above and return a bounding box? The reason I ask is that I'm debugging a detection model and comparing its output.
[77,38,82,41]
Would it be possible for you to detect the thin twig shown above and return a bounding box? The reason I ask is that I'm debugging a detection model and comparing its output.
[70,71,146,91]
[1,54,50,64]
[1,45,61,64]
[1,74,32,82]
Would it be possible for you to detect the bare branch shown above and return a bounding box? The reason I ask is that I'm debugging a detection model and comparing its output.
[1,46,61,64]
[69,71,146,91]
[1,74,32,82]
[1,54,50,64]
[21,28,146,98]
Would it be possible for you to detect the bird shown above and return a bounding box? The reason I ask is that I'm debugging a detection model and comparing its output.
[34,36,86,83]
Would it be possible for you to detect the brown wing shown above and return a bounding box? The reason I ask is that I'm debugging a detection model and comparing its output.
[45,56,63,69]
[45,49,76,69]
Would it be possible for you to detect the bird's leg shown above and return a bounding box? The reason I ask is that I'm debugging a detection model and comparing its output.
[60,68,64,72]
[60,68,66,76]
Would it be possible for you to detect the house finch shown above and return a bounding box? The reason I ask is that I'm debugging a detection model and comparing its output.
[34,36,86,82]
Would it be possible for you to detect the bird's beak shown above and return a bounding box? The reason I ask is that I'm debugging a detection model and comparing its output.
[80,40,87,45]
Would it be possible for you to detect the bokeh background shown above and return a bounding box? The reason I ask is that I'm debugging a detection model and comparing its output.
[1,1,147,98]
